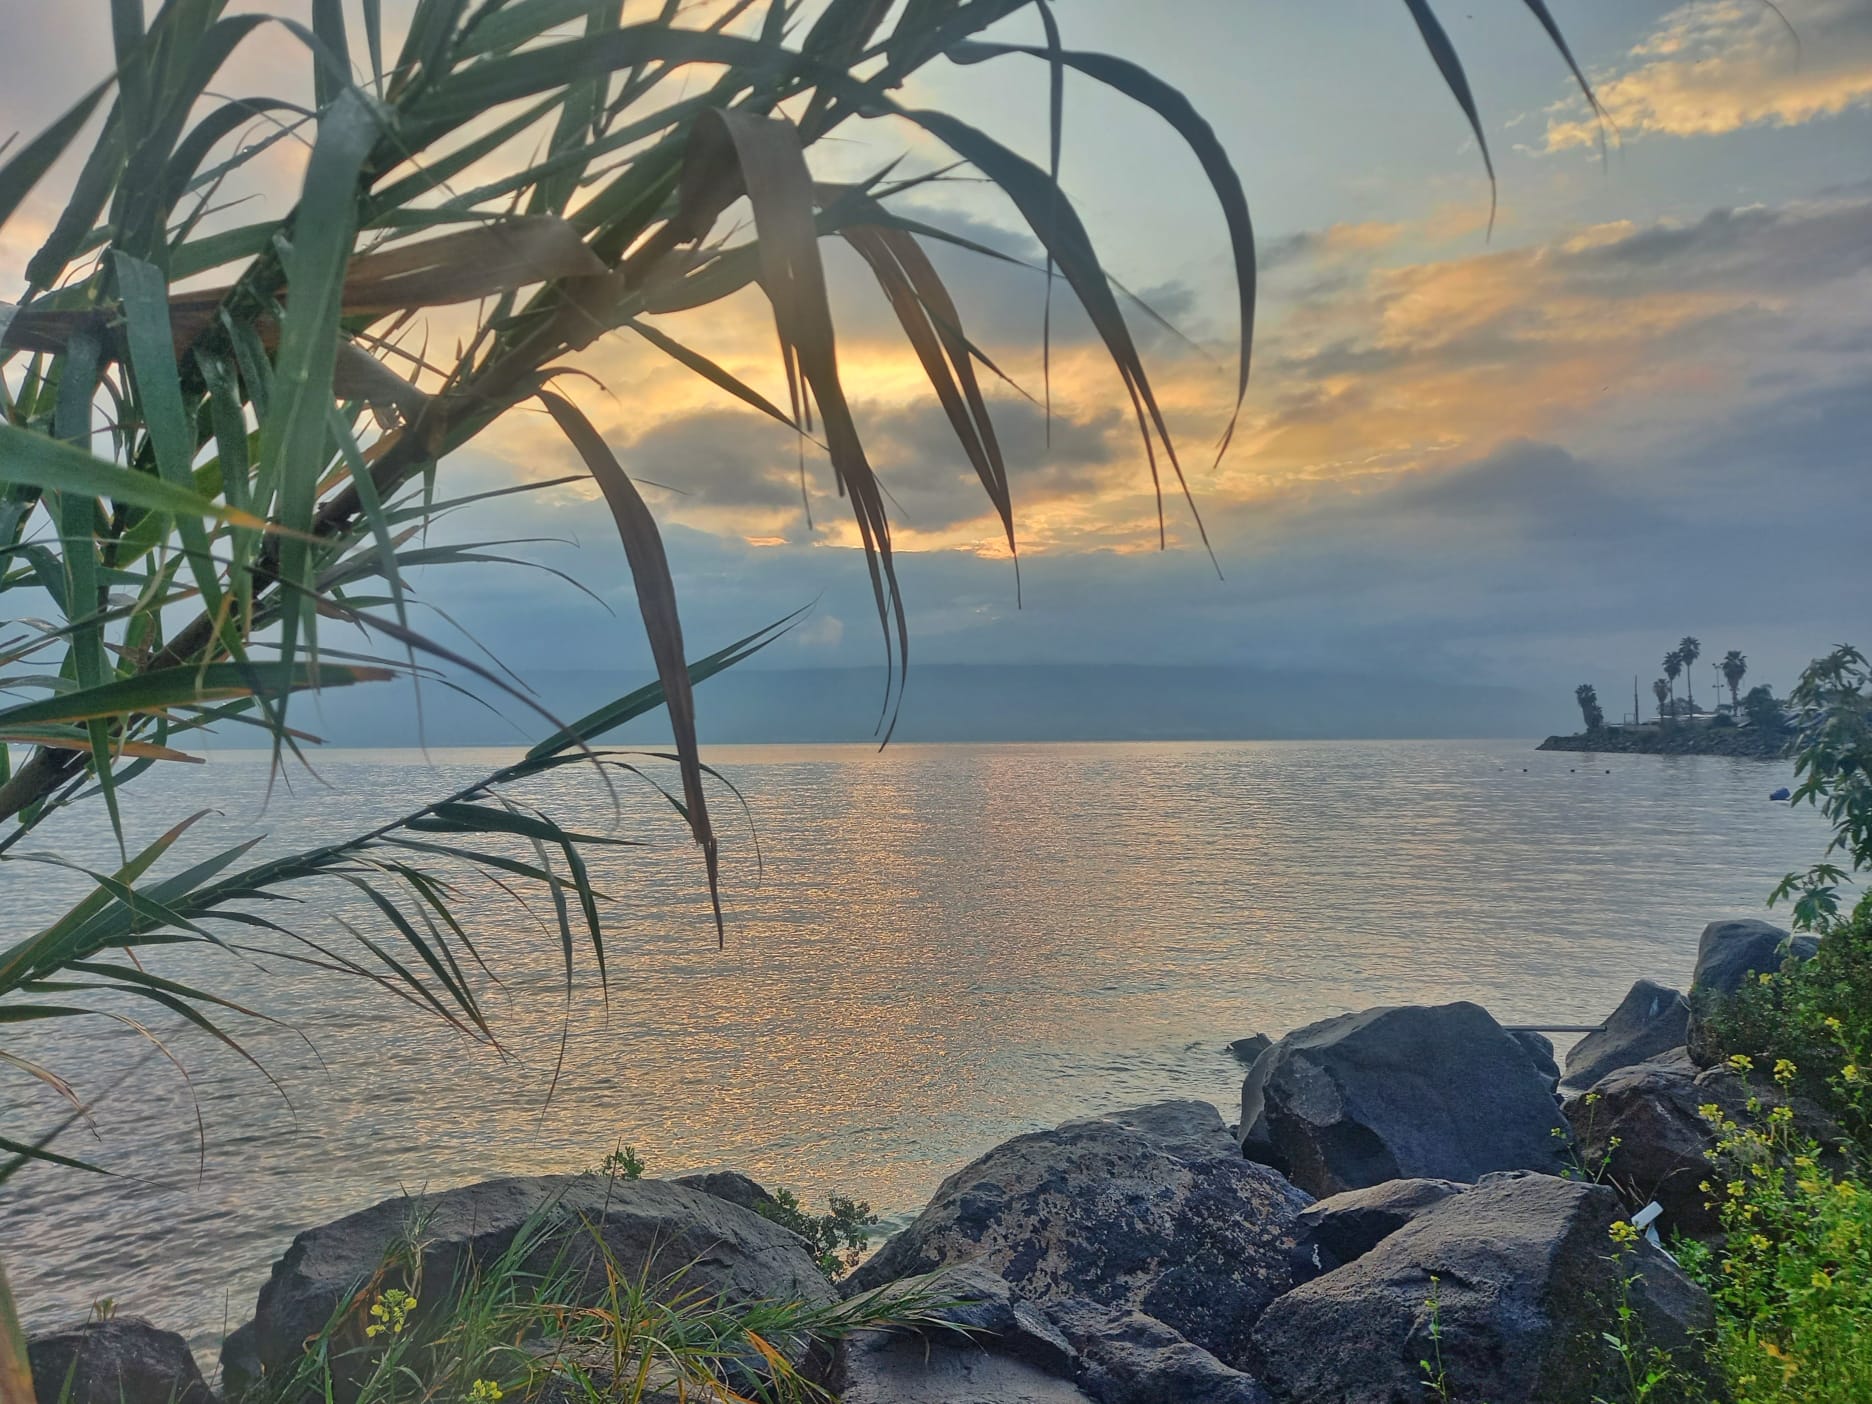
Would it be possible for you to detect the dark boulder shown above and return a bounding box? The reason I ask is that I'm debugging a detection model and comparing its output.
[842,1265,1076,1377]
[1046,1299,1271,1404]
[1227,1035,1272,1068]
[234,1175,832,1387]
[27,1317,214,1404]
[1092,1099,1242,1160]
[1569,1057,1852,1237]
[1565,1058,1717,1235]
[1250,1174,1715,1403]
[1239,1001,1573,1197]
[1687,920,1818,1064]
[1293,1178,1467,1266]
[830,1265,1088,1402]
[1563,980,1689,1091]
[1692,919,1815,997]
[831,1335,1095,1403]
[670,1169,778,1215]
[1511,1030,1561,1092]
[847,1101,1310,1372]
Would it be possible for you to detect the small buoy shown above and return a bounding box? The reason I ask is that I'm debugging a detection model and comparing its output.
[1770,787,1791,801]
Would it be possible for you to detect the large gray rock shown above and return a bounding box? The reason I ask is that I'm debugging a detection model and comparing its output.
[831,1265,1087,1404]
[1563,980,1689,1091]
[1687,919,1818,1064]
[671,1169,778,1215]
[235,1175,833,1386]
[1293,1178,1467,1266]
[27,1317,214,1404]
[832,1335,1096,1404]
[1250,1174,1715,1403]
[847,1101,1311,1372]
[1511,1030,1561,1093]
[1092,1100,1242,1160]
[1565,1058,1718,1236]
[841,1263,1270,1404]
[1569,1057,1852,1237]
[842,1265,1076,1377]
[1239,1002,1573,1196]
[1227,1035,1272,1068]
[1046,1299,1271,1404]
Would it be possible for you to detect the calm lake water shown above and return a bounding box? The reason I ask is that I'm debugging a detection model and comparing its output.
[0,739,1828,1351]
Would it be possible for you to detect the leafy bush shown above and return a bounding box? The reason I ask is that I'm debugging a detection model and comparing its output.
[1710,646,1872,1144]
[1774,646,1872,931]
[1691,646,1872,1402]
[757,1189,878,1281]
[597,1146,645,1182]
[1680,1056,1872,1404]
[1746,686,1789,734]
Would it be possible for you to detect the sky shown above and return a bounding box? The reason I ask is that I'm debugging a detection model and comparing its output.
[4,0,1870,737]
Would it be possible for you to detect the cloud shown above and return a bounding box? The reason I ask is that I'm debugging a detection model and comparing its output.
[1545,0,1872,150]
[413,367,1871,725]
[1224,189,1872,519]
[1375,439,1667,544]
[1257,221,1406,273]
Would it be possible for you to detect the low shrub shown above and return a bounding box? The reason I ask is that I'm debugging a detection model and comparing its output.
[1679,1058,1872,1403]
[756,1190,878,1281]
[1690,647,1872,1402]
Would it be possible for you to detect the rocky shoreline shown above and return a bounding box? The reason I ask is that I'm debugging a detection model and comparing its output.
[1538,726,1789,758]
[27,917,1832,1404]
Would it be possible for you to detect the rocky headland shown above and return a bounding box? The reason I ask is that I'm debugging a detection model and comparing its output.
[1538,725,1789,758]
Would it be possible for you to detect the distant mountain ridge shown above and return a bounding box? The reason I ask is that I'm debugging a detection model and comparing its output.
[235,663,1552,748]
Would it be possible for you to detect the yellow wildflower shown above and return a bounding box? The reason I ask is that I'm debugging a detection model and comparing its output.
[468,1382,504,1403]
[1727,1053,1756,1074]
[1609,1220,1640,1246]
[1774,1058,1797,1085]
[365,1289,415,1340]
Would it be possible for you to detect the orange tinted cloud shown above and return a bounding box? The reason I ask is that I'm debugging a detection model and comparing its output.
[1545,0,1872,150]
[467,193,1872,564]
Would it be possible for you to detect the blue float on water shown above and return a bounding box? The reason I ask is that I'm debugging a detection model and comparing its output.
[1770,787,1792,801]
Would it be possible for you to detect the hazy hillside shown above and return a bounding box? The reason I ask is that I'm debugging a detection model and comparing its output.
[245,664,1552,748]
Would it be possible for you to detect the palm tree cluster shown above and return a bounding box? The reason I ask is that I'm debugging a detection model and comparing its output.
[1587,637,1753,725]
[1656,635,1722,719]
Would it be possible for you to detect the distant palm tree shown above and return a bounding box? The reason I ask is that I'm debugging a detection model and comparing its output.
[1679,637,1702,710]
[1653,678,1672,722]
[1722,651,1749,713]
[1663,650,1683,713]
[1575,684,1605,733]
